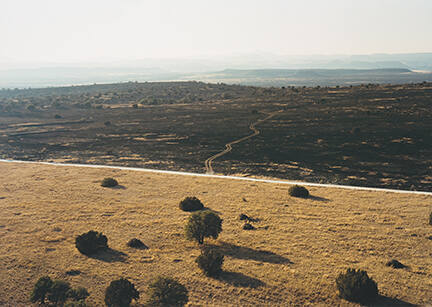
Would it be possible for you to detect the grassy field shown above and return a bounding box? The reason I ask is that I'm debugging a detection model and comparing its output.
[0,162,431,306]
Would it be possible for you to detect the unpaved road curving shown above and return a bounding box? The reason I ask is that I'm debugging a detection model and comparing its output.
[204,110,283,174]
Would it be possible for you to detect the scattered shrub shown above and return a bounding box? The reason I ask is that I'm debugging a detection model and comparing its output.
[67,287,90,301]
[30,276,53,304]
[101,177,118,187]
[147,277,188,307]
[127,238,148,249]
[104,278,139,307]
[196,247,224,277]
[185,211,222,244]
[243,223,255,230]
[239,213,249,221]
[75,230,108,255]
[179,196,204,212]
[288,185,309,198]
[386,259,406,269]
[47,280,71,305]
[336,268,378,303]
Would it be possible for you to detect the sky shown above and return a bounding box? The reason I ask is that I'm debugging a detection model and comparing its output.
[1,0,432,66]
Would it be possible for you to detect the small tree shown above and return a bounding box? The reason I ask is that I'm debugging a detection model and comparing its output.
[196,247,224,277]
[104,278,139,307]
[185,211,222,244]
[336,268,378,303]
[47,280,71,306]
[30,276,53,304]
[147,277,188,307]
[75,230,108,255]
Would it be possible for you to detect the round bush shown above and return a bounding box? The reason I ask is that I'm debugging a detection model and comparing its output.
[185,210,222,244]
[75,230,108,255]
[147,277,188,307]
[101,177,118,188]
[30,276,53,304]
[196,247,224,277]
[336,268,378,303]
[105,278,139,307]
[288,185,309,198]
[179,196,204,212]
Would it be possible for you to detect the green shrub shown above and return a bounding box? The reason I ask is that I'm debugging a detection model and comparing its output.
[67,287,90,301]
[30,276,53,304]
[101,177,118,187]
[196,247,224,277]
[47,280,71,305]
[185,211,222,244]
[179,196,204,212]
[75,230,108,255]
[288,185,309,198]
[105,278,139,307]
[336,268,378,303]
[126,238,148,249]
[147,277,188,307]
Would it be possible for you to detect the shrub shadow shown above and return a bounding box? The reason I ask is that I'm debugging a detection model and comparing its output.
[308,195,330,202]
[89,248,128,262]
[364,295,417,307]
[112,185,126,190]
[218,271,265,288]
[208,241,293,264]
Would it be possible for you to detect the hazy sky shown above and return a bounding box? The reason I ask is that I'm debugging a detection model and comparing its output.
[1,0,432,65]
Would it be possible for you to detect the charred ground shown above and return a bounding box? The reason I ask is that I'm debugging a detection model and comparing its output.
[0,81,431,191]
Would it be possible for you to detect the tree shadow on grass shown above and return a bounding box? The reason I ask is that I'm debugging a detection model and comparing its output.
[218,271,265,288]
[89,248,128,262]
[208,241,293,264]
[308,195,331,202]
[364,295,417,307]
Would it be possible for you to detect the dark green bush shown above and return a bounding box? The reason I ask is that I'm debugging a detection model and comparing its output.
[47,280,71,305]
[288,185,309,198]
[30,276,53,304]
[179,196,204,212]
[67,287,90,301]
[104,278,139,307]
[147,277,188,307]
[336,268,378,303]
[185,211,222,244]
[75,230,108,255]
[126,238,148,249]
[101,177,118,187]
[196,247,224,277]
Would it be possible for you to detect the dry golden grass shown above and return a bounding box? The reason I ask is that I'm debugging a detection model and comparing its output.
[0,162,431,306]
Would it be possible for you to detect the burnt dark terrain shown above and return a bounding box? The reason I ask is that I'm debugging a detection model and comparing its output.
[0,81,431,191]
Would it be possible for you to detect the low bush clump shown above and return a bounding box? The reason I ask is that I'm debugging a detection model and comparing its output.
[196,247,224,277]
[147,277,188,307]
[127,238,148,249]
[336,268,378,303]
[386,259,406,269]
[30,276,89,306]
[101,177,118,187]
[179,196,204,212]
[185,210,222,244]
[105,278,139,307]
[288,185,309,198]
[75,230,108,255]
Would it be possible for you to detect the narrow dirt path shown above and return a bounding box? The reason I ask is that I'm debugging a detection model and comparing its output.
[204,110,283,174]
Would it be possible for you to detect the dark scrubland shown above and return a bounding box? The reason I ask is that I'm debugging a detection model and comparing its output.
[0,81,431,191]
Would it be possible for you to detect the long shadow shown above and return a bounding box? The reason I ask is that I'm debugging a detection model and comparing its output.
[365,295,417,307]
[218,271,265,288]
[112,185,126,190]
[308,195,331,202]
[208,241,293,264]
[89,248,128,262]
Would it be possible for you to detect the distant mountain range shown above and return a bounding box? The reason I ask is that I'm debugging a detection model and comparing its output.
[1,53,431,88]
